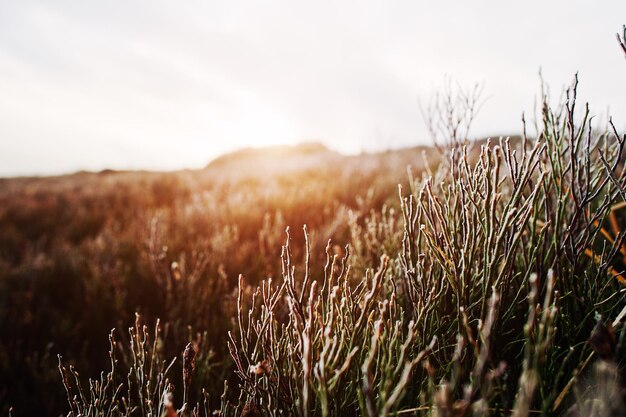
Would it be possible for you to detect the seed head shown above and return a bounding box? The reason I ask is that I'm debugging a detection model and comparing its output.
[183,342,196,388]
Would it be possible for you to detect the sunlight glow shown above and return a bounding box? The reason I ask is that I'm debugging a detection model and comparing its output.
[0,0,624,176]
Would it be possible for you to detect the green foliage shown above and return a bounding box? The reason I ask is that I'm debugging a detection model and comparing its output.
[222,76,626,416]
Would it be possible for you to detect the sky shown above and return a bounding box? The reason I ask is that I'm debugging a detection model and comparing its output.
[0,1,624,177]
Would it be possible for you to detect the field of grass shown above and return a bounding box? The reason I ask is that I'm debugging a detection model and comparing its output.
[2,62,626,417]
[0,140,435,415]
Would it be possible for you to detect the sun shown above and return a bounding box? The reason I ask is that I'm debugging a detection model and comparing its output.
[218,98,299,150]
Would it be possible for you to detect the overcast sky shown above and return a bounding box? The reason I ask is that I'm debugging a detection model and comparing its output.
[0,1,624,176]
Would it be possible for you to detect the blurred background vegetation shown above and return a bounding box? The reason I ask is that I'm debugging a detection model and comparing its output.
[0,142,438,416]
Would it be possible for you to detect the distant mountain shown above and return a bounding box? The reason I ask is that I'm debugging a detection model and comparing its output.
[205,142,343,177]
[0,136,523,184]
[207,142,333,167]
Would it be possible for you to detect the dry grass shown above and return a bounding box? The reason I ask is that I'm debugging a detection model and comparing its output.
[3,36,626,417]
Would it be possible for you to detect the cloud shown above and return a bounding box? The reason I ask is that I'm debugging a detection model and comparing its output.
[0,0,624,176]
